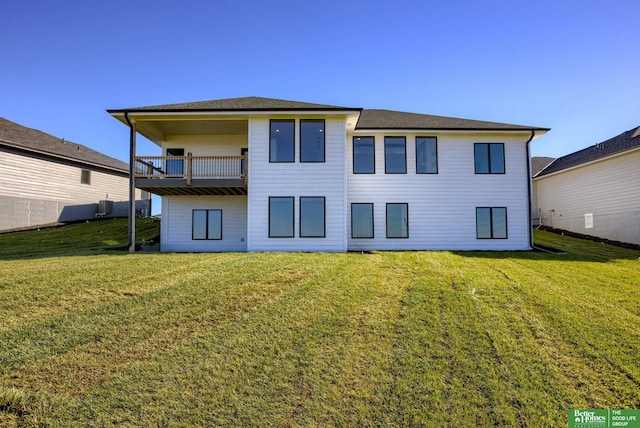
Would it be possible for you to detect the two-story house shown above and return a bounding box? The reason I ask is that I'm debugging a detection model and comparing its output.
[108,97,548,252]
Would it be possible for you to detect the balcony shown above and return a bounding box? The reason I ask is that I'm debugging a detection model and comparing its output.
[134,154,247,196]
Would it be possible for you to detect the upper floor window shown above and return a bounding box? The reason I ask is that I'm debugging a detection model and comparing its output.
[192,209,222,240]
[269,197,294,237]
[384,137,407,174]
[386,203,408,238]
[353,136,375,173]
[270,119,295,163]
[300,119,325,162]
[80,169,91,185]
[300,197,325,237]
[416,137,438,174]
[476,207,507,239]
[474,143,505,174]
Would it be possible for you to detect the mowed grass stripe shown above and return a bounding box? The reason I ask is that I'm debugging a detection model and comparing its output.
[1,223,640,426]
[0,253,240,333]
[0,253,312,378]
[52,253,412,426]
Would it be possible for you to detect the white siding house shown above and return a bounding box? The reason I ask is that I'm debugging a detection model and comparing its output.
[108,97,548,252]
[0,118,149,231]
[534,126,640,245]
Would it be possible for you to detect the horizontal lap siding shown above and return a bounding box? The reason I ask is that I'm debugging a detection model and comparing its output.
[162,134,247,156]
[161,195,247,252]
[0,150,138,229]
[247,117,347,252]
[534,149,640,244]
[347,134,531,251]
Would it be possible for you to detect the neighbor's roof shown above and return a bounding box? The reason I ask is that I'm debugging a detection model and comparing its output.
[536,126,640,177]
[531,157,556,176]
[0,118,128,173]
[108,96,362,113]
[355,109,549,131]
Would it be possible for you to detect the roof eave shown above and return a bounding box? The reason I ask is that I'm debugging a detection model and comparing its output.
[534,145,640,179]
[353,127,550,133]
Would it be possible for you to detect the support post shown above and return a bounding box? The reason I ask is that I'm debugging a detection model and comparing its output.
[128,119,137,253]
[187,152,193,186]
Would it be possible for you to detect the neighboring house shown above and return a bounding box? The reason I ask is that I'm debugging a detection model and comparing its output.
[530,157,555,225]
[0,118,150,231]
[108,97,548,252]
[534,126,640,245]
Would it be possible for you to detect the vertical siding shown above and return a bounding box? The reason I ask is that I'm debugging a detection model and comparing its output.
[247,117,347,252]
[0,150,142,230]
[161,195,248,252]
[534,149,640,245]
[347,133,532,250]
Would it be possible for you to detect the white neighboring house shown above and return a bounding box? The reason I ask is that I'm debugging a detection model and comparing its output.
[0,118,150,231]
[534,126,640,245]
[108,97,548,252]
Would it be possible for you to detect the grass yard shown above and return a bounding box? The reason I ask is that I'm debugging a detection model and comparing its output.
[0,221,639,426]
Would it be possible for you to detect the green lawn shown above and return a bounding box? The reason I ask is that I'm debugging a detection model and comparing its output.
[0,221,638,426]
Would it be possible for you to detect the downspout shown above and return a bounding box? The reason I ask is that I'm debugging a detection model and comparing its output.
[525,129,549,252]
[125,112,136,253]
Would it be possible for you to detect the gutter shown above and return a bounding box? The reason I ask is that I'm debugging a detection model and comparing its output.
[525,129,549,252]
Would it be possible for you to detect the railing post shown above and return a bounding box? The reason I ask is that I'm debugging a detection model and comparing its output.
[187,152,192,186]
[243,153,248,187]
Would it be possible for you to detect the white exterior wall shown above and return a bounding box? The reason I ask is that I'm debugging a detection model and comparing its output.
[534,148,640,245]
[0,150,142,230]
[160,195,247,252]
[247,117,347,252]
[162,134,247,157]
[347,133,532,251]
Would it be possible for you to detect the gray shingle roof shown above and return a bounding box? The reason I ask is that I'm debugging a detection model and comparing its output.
[0,118,128,173]
[536,126,640,177]
[108,96,361,112]
[356,109,549,131]
[108,96,548,132]
[531,157,556,176]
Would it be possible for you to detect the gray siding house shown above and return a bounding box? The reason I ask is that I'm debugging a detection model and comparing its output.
[0,118,150,231]
[534,126,640,245]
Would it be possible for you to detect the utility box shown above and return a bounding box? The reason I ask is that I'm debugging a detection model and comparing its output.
[98,200,113,217]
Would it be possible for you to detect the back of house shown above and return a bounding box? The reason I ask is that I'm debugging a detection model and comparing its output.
[109,96,548,252]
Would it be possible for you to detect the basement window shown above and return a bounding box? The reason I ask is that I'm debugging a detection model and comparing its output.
[192,209,222,240]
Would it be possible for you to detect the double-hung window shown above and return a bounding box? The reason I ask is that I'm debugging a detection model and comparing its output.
[353,136,375,173]
[192,209,222,240]
[474,143,505,174]
[416,137,438,174]
[300,119,325,162]
[351,203,374,238]
[270,119,295,162]
[269,197,294,237]
[300,197,325,237]
[384,137,407,174]
[386,203,408,238]
[476,207,507,239]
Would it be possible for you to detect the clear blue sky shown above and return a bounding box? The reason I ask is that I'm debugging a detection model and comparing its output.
[2,0,638,162]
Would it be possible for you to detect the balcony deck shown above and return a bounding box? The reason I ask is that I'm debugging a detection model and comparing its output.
[135,154,247,196]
